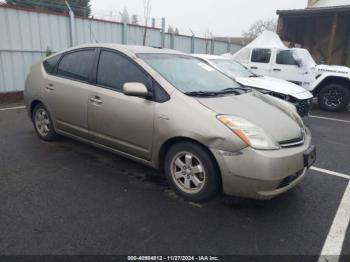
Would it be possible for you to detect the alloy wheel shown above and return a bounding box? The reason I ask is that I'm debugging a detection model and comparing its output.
[323,88,343,108]
[170,152,206,194]
[35,108,51,137]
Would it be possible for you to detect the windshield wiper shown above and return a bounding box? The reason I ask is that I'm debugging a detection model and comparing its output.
[184,91,221,97]
[219,87,252,94]
[185,87,251,97]
[217,88,241,94]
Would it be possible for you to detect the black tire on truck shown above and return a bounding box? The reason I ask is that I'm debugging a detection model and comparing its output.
[318,83,350,112]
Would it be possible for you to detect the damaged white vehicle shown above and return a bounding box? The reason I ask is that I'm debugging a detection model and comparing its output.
[194,54,313,117]
[227,31,350,112]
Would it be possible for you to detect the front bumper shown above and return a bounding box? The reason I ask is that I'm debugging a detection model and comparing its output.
[211,134,313,200]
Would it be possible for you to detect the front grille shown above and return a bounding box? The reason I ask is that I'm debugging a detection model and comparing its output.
[279,136,304,148]
[277,170,304,189]
[266,92,312,117]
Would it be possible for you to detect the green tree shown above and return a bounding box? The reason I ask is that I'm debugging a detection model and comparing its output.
[5,0,91,17]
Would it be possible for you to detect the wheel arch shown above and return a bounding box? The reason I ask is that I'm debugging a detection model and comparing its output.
[312,76,350,96]
[158,137,222,182]
[29,100,43,119]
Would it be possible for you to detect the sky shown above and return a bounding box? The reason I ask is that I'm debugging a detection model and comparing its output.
[90,0,307,37]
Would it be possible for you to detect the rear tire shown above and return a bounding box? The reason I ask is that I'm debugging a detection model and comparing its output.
[164,142,221,202]
[32,103,59,141]
[318,84,350,112]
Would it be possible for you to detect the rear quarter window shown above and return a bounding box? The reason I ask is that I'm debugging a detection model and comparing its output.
[43,55,61,74]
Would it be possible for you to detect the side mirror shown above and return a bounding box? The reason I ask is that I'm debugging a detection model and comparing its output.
[123,83,149,97]
[295,59,302,68]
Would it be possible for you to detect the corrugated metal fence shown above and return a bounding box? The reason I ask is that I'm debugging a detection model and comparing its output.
[0,5,241,93]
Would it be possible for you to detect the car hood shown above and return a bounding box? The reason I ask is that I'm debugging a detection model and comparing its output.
[196,92,303,143]
[236,76,313,100]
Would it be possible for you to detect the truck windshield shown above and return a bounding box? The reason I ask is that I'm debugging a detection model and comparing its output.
[276,49,316,68]
[292,48,317,68]
[138,54,241,94]
[209,59,256,78]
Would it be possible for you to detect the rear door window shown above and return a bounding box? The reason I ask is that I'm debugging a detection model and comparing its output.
[251,48,271,63]
[57,49,95,82]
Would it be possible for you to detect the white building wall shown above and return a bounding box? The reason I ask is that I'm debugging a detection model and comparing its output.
[0,5,240,93]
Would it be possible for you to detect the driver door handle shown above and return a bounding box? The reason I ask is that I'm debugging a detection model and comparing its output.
[45,83,54,91]
[251,66,258,70]
[273,68,281,72]
[90,96,102,105]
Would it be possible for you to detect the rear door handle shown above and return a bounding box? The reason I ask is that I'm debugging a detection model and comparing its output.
[251,66,258,70]
[90,96,102,105]
[273,68,281,72]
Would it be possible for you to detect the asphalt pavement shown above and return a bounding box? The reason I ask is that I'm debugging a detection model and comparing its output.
[0,103,349,260]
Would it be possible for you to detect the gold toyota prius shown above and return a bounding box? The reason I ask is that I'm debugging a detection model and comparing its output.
[24,44,316,202]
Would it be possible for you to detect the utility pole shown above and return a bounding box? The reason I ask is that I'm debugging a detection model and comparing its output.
[65,0,75,47]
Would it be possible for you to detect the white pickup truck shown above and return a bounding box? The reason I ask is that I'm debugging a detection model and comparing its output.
[228,31,350,112]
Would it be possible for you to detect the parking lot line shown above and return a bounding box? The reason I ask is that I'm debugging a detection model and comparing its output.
[312,167,350,180]
[319,182,350,261]
[0,105,26,111]
[309,115,350,124]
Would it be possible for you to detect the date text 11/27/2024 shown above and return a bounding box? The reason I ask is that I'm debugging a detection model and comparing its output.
[127,256,220,261]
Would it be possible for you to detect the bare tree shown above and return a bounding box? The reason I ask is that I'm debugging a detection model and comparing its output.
[107,10,118,22]
[131,14,139,25]
[167,25,174,34]
[142,0,152,45]
[174,28,179,35]
[242,19,277,39]
[120,7,130,24]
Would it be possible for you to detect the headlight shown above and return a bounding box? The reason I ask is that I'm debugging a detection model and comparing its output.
[217,115,280,150]
[289,109,305,130]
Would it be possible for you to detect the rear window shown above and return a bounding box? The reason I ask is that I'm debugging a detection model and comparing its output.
[57,49,95,82]
[43,55,61,74]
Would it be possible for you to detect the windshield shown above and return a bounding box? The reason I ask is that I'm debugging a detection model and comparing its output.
[138,54,241,94]
[292,48,317,68]
[210,59,255,78]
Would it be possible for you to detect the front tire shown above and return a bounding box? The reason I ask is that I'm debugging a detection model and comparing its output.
[32,104,59,141]
[164,142,221,202]
[318,84,350,112]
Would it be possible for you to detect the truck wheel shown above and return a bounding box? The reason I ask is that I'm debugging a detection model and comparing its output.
[164,142,221,202]
[318,84,350,112]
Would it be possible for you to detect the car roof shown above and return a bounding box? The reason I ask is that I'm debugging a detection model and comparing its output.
[192,54,228,60]
[50,43,185,57]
